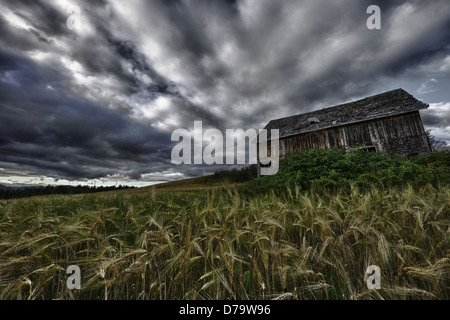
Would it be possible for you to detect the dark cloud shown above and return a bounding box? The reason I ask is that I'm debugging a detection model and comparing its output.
[0,48,172,180]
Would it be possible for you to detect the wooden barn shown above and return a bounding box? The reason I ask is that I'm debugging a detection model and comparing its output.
[257,88,431,176]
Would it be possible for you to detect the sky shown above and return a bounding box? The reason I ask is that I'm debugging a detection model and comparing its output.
[0,0,449,187]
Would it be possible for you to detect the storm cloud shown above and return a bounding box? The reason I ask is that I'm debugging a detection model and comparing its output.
[0,0,449,185]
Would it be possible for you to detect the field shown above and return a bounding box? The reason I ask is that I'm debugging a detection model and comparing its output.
[0,182,448,300]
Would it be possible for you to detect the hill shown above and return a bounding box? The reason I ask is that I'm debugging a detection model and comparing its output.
[144,165,257,191]
[147,175,230,191]
[0,151,448,300]
[0,178,448,300]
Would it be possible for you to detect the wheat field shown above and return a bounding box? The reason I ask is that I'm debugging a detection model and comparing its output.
[0,184,448,300]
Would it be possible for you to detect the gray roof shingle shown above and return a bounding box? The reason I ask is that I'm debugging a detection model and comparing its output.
[263,88,428,139]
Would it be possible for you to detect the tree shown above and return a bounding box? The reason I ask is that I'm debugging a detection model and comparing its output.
[426,130,448,151]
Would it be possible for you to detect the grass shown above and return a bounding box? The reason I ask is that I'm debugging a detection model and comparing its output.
[0,183,448,300]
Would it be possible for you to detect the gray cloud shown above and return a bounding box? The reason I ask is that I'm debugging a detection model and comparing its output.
[0,48,172,180]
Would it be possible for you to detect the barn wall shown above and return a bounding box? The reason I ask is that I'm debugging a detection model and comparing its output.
[278,112,430,158]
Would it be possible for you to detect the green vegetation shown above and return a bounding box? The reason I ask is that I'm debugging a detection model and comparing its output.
[241,149,450,195]
[0,150,448,300]
[211,165,257,183]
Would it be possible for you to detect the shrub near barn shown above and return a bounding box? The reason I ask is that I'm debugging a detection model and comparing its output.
[241,149,450,195]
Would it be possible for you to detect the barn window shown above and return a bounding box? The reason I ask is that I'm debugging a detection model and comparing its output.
[308,117,320,124]
[352,146,377,152]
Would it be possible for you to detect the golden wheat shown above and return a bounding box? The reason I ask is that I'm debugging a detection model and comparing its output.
[0,184,448,300]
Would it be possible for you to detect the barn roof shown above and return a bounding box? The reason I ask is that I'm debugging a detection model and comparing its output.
[263,88,428,140]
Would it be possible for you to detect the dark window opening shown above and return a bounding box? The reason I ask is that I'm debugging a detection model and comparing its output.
[353,146,377,152]
[308,117,320,124]
[260,161,272,168]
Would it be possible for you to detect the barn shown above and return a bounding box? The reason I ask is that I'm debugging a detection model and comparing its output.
[257,88,431,176]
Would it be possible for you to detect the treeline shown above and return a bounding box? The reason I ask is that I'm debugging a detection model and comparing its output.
[210,164,257,183]
[0,185,135,200]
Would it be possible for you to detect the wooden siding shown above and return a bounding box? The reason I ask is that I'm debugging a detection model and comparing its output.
[278,111,430,158]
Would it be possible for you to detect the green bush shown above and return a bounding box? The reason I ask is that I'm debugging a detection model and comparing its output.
[209,165,257,183]
[240,149,450,195]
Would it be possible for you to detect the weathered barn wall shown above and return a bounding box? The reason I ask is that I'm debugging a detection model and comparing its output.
[278,111,430,158]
